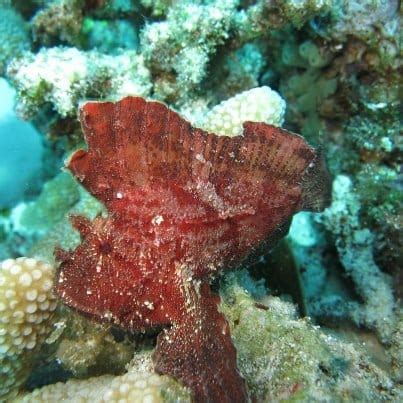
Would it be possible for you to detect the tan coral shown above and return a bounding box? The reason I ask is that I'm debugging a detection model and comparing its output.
[197,86,286,136]
[16,369,190,402]
[0,257,57,400]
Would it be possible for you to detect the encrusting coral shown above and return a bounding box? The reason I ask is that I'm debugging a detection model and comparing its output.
[219,271,397,401]
[54,310,136,378]
[316,0,400,70]
[13,172,81,239]
[0,257,57,401]
[7,47,152,118]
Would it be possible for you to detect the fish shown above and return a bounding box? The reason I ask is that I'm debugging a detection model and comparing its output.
[55,96,330,402]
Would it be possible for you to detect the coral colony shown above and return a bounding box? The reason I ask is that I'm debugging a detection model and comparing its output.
[55,96,329,401]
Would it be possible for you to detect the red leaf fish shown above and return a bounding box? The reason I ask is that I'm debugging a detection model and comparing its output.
[55,96,330,402]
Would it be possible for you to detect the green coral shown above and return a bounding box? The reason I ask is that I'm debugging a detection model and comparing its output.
[82,18,138,52]
[141,0,172,17]
[281,68,337,139]
[355,165,400,224]
[277,35,337,140]
[209,43,266,100]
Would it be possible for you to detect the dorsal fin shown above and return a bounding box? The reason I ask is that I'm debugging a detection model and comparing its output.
[300,148,331,212]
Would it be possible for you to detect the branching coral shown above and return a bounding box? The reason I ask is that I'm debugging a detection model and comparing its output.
[318,175,396,342]
[0,257,57,400]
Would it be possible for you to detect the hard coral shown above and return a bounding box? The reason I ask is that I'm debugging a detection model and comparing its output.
[197,86,286,137]
[7,47,151,118]
[55,96,330,401]
[0,257,57,400]
[321,175,395,342]
[16,368,190,402]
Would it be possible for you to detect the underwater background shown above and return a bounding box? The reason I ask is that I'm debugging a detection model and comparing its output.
[0,0,401,401]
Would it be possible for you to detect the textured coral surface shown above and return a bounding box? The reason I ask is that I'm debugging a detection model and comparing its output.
[16,369,190,403]
[0,257,57,400]
[55,96,327,401]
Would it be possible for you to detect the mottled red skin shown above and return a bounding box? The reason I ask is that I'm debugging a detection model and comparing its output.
[55,96,322,402]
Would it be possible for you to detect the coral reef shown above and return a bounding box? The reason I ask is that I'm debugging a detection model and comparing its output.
[16,271,400,402]
[316,0,400,70]
[0,257,57,400]
[27,185,105,265]
[0,0,401,400]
